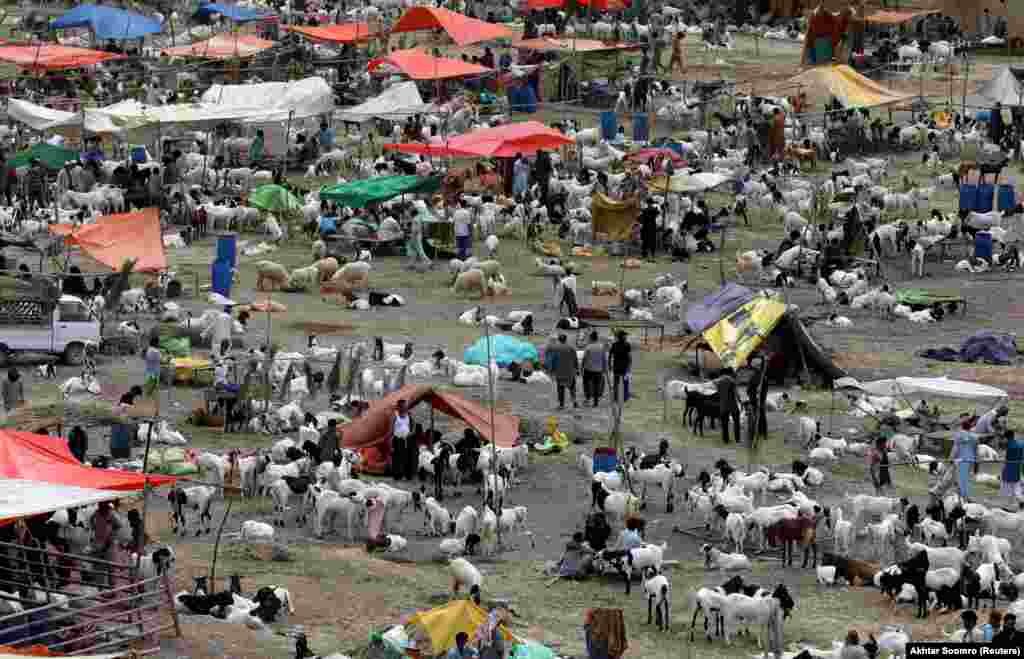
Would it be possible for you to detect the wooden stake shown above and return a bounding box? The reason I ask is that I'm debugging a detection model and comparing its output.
[208,498,234,590]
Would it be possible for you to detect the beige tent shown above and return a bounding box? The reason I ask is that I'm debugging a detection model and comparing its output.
[786,65,914,109]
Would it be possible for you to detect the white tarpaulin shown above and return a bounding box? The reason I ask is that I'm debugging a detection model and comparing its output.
[835,376,1007,400]
[0,479,122,521]
[648,171,730,193]
[335,82,432,124]
[977,67,1024,107]
[201,76,334,123]
[7,98,73,131]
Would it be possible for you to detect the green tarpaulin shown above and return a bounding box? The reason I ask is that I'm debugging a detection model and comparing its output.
[7,143,80,170]
[895,289,964,307]
[248,184,302,213]
[319,175,442,208]
[159,335,191,357]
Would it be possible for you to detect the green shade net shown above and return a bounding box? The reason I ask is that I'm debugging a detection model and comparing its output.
[159,335,191,357]
[319,175,442,208]
[248,184,303,212]
[7,143,80,170]
[895,289,964,306]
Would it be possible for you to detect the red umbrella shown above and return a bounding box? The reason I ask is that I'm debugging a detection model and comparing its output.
[624,147,686,165]
[385,121,573,158]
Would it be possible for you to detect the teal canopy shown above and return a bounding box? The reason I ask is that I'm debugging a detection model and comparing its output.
[319,175,442,208]
[464,335,539,368]
[7,143,80,170]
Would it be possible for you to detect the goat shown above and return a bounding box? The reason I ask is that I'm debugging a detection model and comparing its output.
[765,512,821,568]
[168,486,215,536]
[878,549,930,618]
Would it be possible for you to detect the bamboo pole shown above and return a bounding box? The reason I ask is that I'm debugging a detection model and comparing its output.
[208,497,234,589]
[482,319,500,550]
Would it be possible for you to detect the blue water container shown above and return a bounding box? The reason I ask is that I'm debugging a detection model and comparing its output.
[998,184,1016,211]
[130,146,147,163]
[975,232,993,260]
[211,259,233,298]
[976,183,995,213]
[632,112,649,143]
[976,110,992,123]
[959,184,977,211]
[593,448,618,473]
[600,110,617,141]
[215,232,237,269]
[110,422,134,459]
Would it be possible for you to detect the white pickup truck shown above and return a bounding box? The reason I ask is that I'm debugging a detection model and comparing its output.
[0,294,101,365]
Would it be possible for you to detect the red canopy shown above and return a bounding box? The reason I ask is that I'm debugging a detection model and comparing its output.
[161,34,276,59]
[390,7,513,46]
[368,48,490,81]
[385,120,573,158]
[285,22,380,44]
[624,147,686,165]
[575,0,630,10]
[342,385,519,474]
[525,0,564,9]
[50,208,167,273]
[0,430,176,491]
[0,44,123,71]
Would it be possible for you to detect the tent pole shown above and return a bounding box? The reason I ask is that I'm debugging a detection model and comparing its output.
[482,319,500,551]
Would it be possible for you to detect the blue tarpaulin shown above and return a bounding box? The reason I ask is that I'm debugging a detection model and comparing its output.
[194,2,275,23]
[960,332,1016,365]
[685,283,755,333]
[51,4,162,40]
[464,335,539,368]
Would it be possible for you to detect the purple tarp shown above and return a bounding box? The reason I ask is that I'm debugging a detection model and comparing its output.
[685,283,756,334]
[960,331,1016,365]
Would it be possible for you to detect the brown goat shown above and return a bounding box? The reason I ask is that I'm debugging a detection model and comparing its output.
[766,512,821,568]
[821,553,881,586]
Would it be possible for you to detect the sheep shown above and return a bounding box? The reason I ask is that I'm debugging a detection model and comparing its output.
[903,538,965,570]
[832,508,853,555]
[452,269,492,298]
[450,557,482,599]
[725,512,747,553]
[720,585,795,648]
[796,417,820,447]
[808,447,836,464]
[240,520,275,541]
[269,476,314,527]
[966,533,1011,565]
[255,260,288,291]
[455,506,479,538]
[747,506,799,551]
[424,496,455,537]
[168,486,216,536]
[631,463,684,512]
[867,514,901,563]
[816,565,839,585]
[598,542,668,594]
[643,568,671,631]
[196,452,230,494]
[846,493,906,530]
[60,373,101,398]
[314,490,368,541]
[439,533,481,558]
[701,544,752,571]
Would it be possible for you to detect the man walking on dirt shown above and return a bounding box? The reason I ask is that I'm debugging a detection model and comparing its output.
[550,334,579,409]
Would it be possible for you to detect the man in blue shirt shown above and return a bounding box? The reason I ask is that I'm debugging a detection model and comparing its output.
[318,120,335,153]
[318,201,337,237]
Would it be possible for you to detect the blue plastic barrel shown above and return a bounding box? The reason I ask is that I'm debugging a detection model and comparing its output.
[600,111,617,141]
[632,112,649,143]
[215,232,237,269]
[211,259,233,298]
[130,146,147,163]
[977,183,995,213]
[976,110,992,123]
[959,184,977,211]
[110,423,134,459]
[975,232,993,260]
[998,184,1016,211]
[593,447,618,474]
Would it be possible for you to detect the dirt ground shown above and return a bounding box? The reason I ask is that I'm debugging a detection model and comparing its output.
[9,33,1024,659]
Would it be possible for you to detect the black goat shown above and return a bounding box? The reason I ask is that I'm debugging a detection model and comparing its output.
[177,590,234,616]
[879,549,930,618]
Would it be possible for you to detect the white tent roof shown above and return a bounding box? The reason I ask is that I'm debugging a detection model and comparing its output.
[977,67,1024,107]
[335,81,432,124]
[45,76,334,133]
[0,479,122,520]
[7,99,73,132]
[834,376,1008,400]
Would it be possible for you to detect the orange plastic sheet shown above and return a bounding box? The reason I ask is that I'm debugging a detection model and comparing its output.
[50,208,167,273]
[390,7,513,46]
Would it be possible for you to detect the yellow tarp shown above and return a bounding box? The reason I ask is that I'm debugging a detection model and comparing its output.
[702,296,787,370]
[407,600,511,655]
[591,193,639,241]
[173,357,211,384]
[786,64,914,110]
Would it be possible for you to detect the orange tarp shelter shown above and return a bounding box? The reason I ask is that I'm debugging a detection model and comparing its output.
[0,44,123,71]
[161,34,276,59]
[0,431,176,491]
[50,208,167,273]
[514,37,640,53]
[525,0,564,9]
[385,120,572,158]
[390,7,513,46]
[369,48,490,81]
[341,385,519,474]
[285,22,379,44]
[865,9,939,24]
[575,0,631,11]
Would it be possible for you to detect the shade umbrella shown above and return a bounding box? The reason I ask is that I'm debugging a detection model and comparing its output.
[624,147,686,165]
[248,184,303,213]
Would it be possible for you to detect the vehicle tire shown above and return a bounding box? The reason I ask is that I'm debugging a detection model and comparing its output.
[63,342,85,366]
